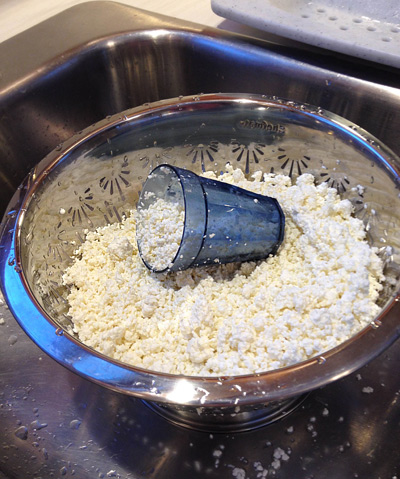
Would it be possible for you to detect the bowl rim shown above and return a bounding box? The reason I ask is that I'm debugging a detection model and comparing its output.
[1,92,400,408]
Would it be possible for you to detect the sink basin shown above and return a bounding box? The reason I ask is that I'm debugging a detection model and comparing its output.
[0,3,400,478]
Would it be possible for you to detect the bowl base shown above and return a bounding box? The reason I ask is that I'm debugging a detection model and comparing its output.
[142,394,308,433]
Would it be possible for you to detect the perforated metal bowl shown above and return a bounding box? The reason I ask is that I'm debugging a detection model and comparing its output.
[1,94,399,430]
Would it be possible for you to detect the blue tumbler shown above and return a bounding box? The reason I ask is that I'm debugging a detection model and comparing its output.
[136,164,285,273]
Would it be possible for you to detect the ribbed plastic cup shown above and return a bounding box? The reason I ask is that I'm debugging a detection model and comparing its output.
[136,164,285,273]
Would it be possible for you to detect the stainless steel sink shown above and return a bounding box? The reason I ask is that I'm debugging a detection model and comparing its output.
[0,2,400,478]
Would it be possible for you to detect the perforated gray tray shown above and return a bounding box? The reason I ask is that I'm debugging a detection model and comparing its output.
[212,0,400,67]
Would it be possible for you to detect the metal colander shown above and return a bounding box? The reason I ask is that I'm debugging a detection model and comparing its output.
[1,94,399,429]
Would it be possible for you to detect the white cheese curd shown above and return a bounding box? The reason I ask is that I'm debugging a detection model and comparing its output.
[62,167,385,376]
[136,197,185,271]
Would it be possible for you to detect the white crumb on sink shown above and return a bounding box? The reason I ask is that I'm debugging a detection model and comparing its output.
[362,386,374,394]
[232,467,246,479]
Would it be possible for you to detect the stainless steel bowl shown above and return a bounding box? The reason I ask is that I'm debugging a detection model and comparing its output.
[1,93,399,430]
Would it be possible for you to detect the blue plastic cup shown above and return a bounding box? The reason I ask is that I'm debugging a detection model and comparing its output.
[136,164,285,273]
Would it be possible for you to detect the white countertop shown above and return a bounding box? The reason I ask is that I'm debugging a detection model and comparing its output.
[0,0,270,44]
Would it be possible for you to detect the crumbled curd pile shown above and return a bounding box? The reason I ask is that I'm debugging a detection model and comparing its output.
[136,197,185,271]
[63,167,384,376]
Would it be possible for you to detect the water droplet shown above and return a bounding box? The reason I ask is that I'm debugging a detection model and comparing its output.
[15,425,28,440]
[14,265,22,273]
[55,328,64,336]
[317,356,326,365]
[69,419,82,429]
[24,231,34,245]
[31,420,48,430]
[60,466,68,476]
[55,144,62,151]
[7,257,15,266]
[8,335,18,346]
[371,319,382,329]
